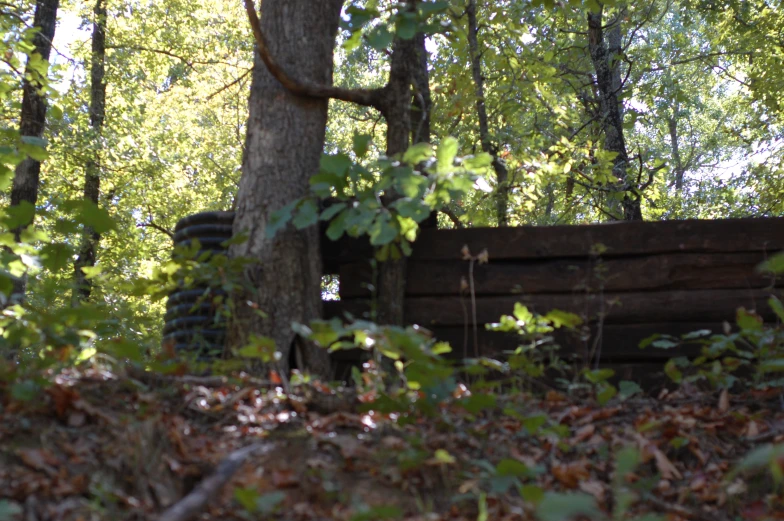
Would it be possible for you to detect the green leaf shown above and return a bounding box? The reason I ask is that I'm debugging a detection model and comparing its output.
[325,210,348,241]
[395,13,417,40]
[3,201,35,229]
[234,487,259,512]
[729,443,784,480]
[11,380,40,402]
[292,198,319,229]
[352,133,372,158]
[40,243,72,272]
[392,198,430,222]
[736,308,763,331]
[436,136,459,172]
[496,458,530,477]
[536,492,601,521]
[266,199,299,238]
[584,368,614,383]
[433,449,456,464]
[519,484,544,504]
[597,384,617,405]
[757,252,784,274]
[618,380,642,399]
[651,339,679,349]
[664,359,683,383]
[459,393,497,414]
[320,153,352,176]
[462,152,493,170]
[760,359,784,373]
[543,309,582,329]
[402,142,433,164]
[769,296,784,323]
[0,500,22,521]
[237,335,277,361]
[74,200,117,234]
[255,491,287,514]
[369,214,398,246]
[350,505,403,521]
[367,25,394,51]
[418,0,449,17]
[614,446,640,479]
[320,202,347,221]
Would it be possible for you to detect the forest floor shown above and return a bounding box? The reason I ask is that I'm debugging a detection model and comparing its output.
[2,365,784,521]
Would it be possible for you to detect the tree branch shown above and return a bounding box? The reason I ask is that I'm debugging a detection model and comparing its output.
[243,0,382,108]
[157,443,273,521]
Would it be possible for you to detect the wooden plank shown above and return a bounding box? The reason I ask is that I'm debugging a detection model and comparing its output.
[322,218,784,266]
[327,288,782,326]
[339,252,780,298]
[411,218,784,260]
[427,323,720,361]
[402,289,781,326]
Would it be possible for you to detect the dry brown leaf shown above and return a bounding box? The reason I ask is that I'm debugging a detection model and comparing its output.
[718,389,730,413]
[552,460,591,489]
[654,450,682,480]
[18,448,59,477]
[578,480,606,502]
[746,420,760,437]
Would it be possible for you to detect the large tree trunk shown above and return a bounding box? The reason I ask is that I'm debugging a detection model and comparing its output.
[587,8,642,221]
[466,0,509,226]
[73,0,107,303]
[10,0,60,298]
[228,0,343,378]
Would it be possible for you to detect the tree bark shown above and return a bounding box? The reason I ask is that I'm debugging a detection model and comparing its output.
[668,108,685,191]
[73,0,107,303]
[375,34,418,328]
[410,32,431,145]
[466,0,509,226]
[10,0,60,298]
[228,0,343,378]
[587,8,642,221]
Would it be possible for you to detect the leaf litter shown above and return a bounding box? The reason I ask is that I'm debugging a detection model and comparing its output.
[2,365,784,520]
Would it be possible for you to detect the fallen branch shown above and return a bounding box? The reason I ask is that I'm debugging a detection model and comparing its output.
[243,0,382,108]
[641,492,730,521]
[157,442,274,521]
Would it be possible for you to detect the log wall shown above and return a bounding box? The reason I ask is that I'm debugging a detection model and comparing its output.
[323,217,784,375]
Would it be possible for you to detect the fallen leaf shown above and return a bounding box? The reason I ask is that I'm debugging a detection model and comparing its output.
[718,389,730,412]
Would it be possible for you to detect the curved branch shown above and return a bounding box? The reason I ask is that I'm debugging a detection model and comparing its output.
[243,0,382,108]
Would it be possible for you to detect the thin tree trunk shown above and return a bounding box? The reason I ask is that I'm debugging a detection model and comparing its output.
[587,8,642,221]
[10,0,60,298]
[228,0,343,378]
[73,0,107,303]
[668,104,685,191]
[375,33,418,328]
[466,0,509,226]
[410,32,431,145]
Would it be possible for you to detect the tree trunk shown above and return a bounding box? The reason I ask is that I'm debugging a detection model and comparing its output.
[410,32,431,145]
[228,0,342,378]
[10,0,60,298]
[73,0,107,303]
[466,0,509,226]
[668,108,685,191]
[375,34,418,328]
[587,8,642,221]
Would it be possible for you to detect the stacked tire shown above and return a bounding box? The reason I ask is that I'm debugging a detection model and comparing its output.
[163,211,236,358]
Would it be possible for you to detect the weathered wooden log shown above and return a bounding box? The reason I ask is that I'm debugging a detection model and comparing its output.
[339,252,781,298]
[322,217,784,265]
[327,288,782,327]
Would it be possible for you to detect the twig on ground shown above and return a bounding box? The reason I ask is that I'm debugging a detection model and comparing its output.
[641,492,730,521]
[157,442,274,521]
